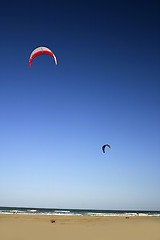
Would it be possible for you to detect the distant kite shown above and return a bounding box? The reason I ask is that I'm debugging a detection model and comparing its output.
[102,144,111,153]
[29,46,57,67]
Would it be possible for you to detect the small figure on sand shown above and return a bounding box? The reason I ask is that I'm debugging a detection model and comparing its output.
[137,212,139,216]
[50,217,56,223]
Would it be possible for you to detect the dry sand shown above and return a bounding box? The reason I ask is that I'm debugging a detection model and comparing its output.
[0,214,160,240]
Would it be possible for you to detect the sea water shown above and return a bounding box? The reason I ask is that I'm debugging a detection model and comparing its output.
[0,207,160,217]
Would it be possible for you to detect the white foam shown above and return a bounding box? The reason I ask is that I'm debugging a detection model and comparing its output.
[27,210,37,212]
[54,210,70,213]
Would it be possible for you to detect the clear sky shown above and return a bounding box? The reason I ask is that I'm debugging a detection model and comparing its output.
[0,0,160,210]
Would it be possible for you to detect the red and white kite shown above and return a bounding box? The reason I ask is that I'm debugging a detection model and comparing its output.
[29,46,57,67]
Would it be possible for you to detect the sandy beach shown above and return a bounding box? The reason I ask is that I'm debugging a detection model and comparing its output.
[0,214,160,240]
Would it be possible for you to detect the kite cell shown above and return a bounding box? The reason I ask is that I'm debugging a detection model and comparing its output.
[102,144,111,153]
[29,46,57,67]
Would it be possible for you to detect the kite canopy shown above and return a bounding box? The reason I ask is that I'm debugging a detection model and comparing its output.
[102,144,111,153]
[29,46,57,67]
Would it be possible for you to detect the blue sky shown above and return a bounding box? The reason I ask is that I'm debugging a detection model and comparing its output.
[0,1,160,210]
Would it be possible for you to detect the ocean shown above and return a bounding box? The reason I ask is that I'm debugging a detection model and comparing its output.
[0,207,160,217]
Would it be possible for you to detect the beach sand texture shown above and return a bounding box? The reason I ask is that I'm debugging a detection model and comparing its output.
[0,214,160,240]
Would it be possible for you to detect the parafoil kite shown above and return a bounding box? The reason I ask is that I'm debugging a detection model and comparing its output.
[102,144,111,153]
[29,46,57,67]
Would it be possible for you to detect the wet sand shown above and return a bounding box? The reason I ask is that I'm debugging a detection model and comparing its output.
[0,214,160,240]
